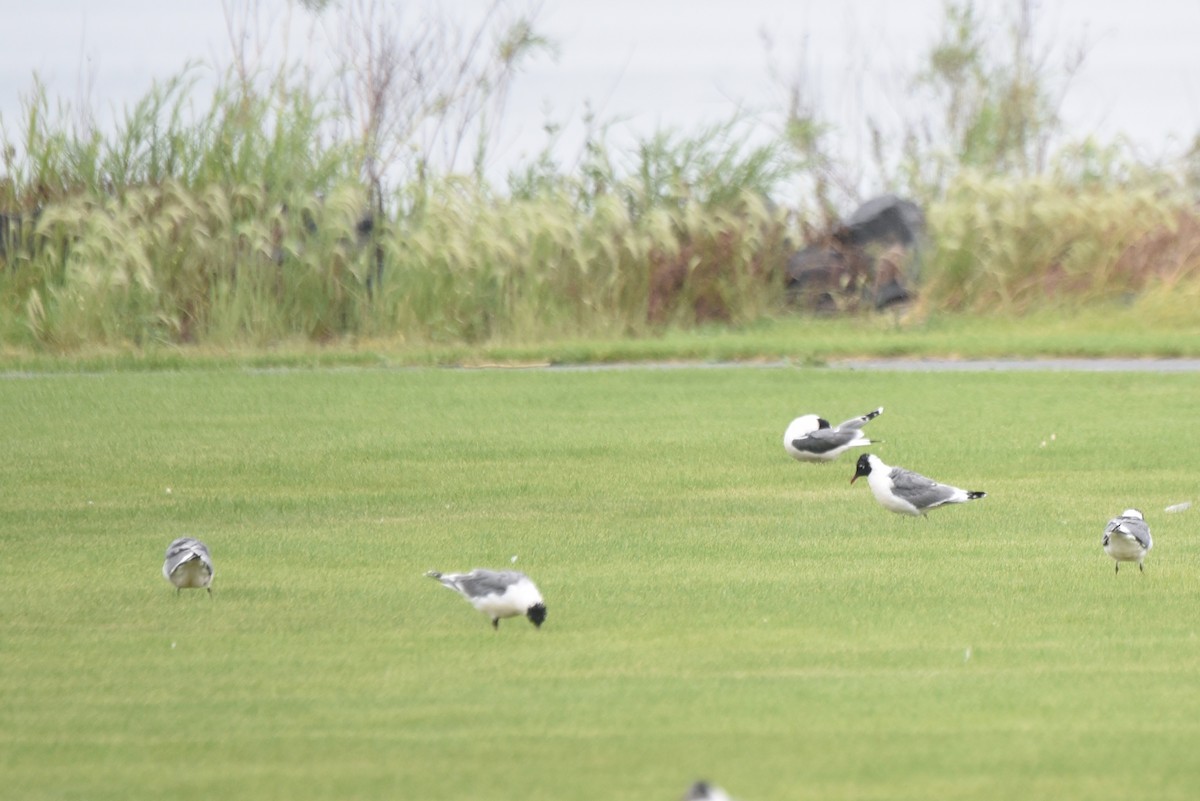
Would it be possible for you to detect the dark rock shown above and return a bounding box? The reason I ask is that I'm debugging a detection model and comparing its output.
[786,194,925,312]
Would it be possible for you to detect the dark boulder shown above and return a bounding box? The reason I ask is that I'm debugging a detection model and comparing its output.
[786,195,924,312]
[836,194,925,249]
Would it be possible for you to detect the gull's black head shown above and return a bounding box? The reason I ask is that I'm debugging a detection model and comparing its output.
[851,453,873,484]
[527,603,547,628]
[817,417,831,429]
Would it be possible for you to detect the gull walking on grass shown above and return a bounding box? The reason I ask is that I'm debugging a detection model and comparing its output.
[1103,509,1153,574]
[163,537,214,595]
[426,568,547,630]
[784,406,883,463]
[851,453,986,517]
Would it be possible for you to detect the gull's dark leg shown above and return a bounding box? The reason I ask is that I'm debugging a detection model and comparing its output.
[176,587,181,596]
[1139,563,1144,573]
[492,618,499,631]
[207,587,213,597]
[1115,563,1119,574]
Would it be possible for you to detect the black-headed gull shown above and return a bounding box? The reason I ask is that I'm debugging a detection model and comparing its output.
[162,537,214,595]
[426,568,547,629]
[680,781,737,801]
[851,453,986,516]
[784,407,883,462]
[1103,509,1153,573]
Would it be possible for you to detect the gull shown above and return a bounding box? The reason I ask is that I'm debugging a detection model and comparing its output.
[162,537,214,595]
[1103,509,1153,573]
[851,453,986,517]
[680,781,737,801]
[426,568,547,630]
[784,406,883,462]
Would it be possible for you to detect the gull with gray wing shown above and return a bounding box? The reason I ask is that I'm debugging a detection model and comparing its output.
[162,537,214,595]
[426,568,547,630]
[784,406,883,463]
[1103,509,1152,573]
[851,453,986,517]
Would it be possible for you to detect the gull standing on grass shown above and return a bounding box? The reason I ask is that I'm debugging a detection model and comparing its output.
[426,569,547,630]
[783,407,883,463]
[1103,509,1153,573]
[162,537,214,595]
[851,453,986,517]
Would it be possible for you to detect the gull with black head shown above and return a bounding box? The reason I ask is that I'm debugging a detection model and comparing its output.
[426,568,547,630]
[1103,509,1153,574]
[680,780,737,801]
[851,453,986,517]
[783,406,884,463]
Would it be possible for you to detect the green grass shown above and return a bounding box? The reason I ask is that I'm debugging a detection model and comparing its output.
[4,303,1200,373]
[3,366,1200,800]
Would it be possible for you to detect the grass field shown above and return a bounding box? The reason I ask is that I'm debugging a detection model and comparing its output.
[2,365,1199,800]
[5,304,1200,372]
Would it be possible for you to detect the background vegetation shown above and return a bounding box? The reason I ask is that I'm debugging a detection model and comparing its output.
[3,366,1199,800]
[1,0,1198,359]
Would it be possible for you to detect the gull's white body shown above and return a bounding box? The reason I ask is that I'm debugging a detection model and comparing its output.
[1103,509,1153,573]
[162,537,214,593]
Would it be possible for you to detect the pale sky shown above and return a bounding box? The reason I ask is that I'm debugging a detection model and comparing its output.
[2,0,1198,192]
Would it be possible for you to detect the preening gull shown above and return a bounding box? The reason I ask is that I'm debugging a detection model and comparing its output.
[162,537,214,595]
[1103,509,1153,574]
[784,407,883,462]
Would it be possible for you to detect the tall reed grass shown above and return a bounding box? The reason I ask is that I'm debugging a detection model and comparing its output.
[1,3,1198,354]
[1,67,797,350]
[923,169,1194,313]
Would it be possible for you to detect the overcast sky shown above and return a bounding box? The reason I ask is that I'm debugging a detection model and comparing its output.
[3,0,1198,192]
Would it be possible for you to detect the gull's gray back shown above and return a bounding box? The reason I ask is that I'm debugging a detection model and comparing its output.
[1106,516,1152,548]
[454,569,525,598]
[163,537,213,575]
[794,427,856,453]
[890,467,957,508]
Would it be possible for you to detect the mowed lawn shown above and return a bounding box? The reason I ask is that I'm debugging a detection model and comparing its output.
[2,365,1199,801]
